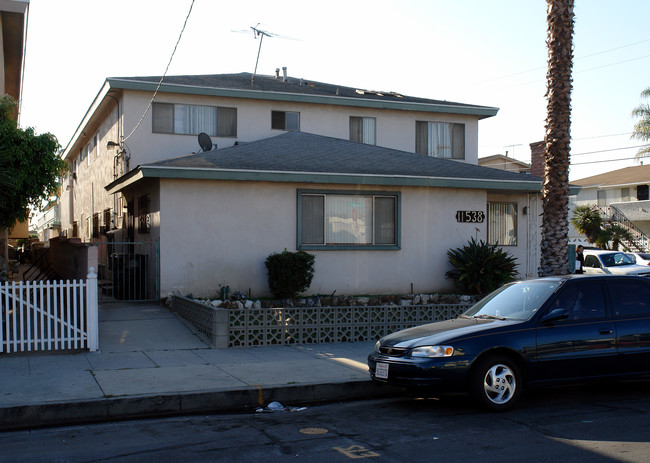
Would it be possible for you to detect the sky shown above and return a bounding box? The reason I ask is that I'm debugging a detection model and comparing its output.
[18,0,650,181]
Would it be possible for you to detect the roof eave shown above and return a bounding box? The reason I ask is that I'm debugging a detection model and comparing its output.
[106,165,541,194]
[107,78,499,119]
[62,80,113,161]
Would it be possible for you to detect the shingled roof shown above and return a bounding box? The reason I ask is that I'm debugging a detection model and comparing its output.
[106,132,541,194]
[106,73,499,119]
[572,165,650,187]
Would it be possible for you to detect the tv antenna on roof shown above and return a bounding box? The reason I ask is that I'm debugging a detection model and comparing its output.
[250,24,273,86]
[233,24,299,86]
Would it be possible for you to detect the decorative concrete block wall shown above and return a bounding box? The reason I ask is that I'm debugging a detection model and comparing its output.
[171,295,471,348]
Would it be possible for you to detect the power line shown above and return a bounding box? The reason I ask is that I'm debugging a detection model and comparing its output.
[571,144,647,157]
[123,0,195,143]
[572,132,631,141]
[575,53,650,75]
[476,37,650,85]
[571,156,641,166]
[493,51,650,91]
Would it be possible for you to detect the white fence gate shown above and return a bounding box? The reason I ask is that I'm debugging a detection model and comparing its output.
[0,269,98,353]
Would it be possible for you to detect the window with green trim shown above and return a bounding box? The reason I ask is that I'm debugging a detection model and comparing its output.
[298,191,399,249]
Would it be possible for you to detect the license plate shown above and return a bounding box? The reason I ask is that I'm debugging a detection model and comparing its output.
[375,362,389,379]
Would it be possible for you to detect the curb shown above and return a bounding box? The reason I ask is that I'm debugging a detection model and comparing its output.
[0,380,401,431]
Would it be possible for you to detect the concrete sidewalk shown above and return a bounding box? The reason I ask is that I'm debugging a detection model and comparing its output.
[0,303,397,430]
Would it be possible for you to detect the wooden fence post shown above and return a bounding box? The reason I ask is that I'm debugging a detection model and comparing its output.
[86,267,99,351]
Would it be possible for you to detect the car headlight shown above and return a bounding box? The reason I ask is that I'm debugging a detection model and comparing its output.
[374,341,381,352]
[410,346,454,358]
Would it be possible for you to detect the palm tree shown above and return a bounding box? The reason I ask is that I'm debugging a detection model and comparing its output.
[539,0,575,276]
[632,87,650,160]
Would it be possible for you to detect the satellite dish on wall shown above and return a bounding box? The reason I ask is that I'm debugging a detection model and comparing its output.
[198,132,213,152]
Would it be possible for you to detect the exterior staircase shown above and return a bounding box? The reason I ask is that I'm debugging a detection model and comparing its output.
[607,204,650,253]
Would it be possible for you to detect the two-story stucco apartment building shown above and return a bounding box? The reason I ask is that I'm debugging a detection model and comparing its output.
[59,71,542,300]
[569,165,650,251]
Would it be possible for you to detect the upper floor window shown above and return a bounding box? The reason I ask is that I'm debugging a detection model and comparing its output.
[487,202,517,246]
[415,121,465,159]
[638,185,649,201]
[272,111,300,131]
[103,208,112,231]
[92,213,100,238]
[93,133,100,158]
[298,190,399,249]
[350,116,376,145]
[152,103,237,137]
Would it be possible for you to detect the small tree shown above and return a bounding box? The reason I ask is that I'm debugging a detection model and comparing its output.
[446,238,519,295]
[570,204,602,245]
[265,249,315,299]
[0,95,66,230]
[595,224,634,251]
[571,205,634,250]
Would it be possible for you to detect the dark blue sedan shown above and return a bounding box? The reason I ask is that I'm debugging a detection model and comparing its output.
[368,274,650,410]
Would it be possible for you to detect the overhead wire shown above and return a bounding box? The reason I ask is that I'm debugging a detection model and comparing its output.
[122,0,195,143]
[475,37,650,85]
[572,156,644,166]
[571,144,647,157]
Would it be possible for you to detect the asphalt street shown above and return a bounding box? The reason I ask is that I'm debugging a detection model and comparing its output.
[2,380,649,462]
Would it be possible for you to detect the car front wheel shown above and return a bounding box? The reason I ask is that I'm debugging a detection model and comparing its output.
[470,355,522,411]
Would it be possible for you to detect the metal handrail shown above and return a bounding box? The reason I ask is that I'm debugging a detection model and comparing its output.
[608,205,650,252]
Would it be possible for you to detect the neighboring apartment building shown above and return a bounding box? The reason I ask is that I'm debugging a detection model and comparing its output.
[569,165,650,249]
[0,0,29,277]
[31,195,60,242]
[478,154,531,174]
[59,71,543,299]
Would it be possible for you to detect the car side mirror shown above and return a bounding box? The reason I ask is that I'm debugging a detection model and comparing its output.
[540,308,569,323]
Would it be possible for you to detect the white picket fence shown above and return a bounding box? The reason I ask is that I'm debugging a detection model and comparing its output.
[0,268,98,353]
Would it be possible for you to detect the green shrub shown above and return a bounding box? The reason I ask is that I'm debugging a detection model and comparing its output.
[446,238,519,295]
[265,249,315,299]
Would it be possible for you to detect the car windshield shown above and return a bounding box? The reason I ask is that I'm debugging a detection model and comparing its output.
[600,252,634,267]
[463,280,561,321]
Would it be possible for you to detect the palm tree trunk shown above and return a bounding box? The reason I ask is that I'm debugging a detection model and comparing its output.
[539,0,575,276]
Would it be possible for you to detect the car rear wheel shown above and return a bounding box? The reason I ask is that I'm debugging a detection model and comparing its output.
[470,355,522,411]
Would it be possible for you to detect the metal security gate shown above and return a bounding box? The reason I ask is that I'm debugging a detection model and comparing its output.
[95,240,159,303]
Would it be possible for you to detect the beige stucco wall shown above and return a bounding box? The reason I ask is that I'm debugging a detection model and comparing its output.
[158,179,536,299]
[121,90,481,166]
[61,86,485,244]
[60,103,122,238]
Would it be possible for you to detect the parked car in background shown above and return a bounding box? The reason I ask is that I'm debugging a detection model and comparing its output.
[582,250,650,277]
[625,252,650,266]
[368,275,650,411]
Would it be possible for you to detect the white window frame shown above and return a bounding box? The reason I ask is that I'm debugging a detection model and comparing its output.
[487,202,517,246]
[350,116,376,145]
[415,121,465,159]
[152,103,237,137]
[272,110,300,131]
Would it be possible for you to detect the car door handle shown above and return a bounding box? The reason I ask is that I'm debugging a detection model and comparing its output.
[599,329,613,335]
